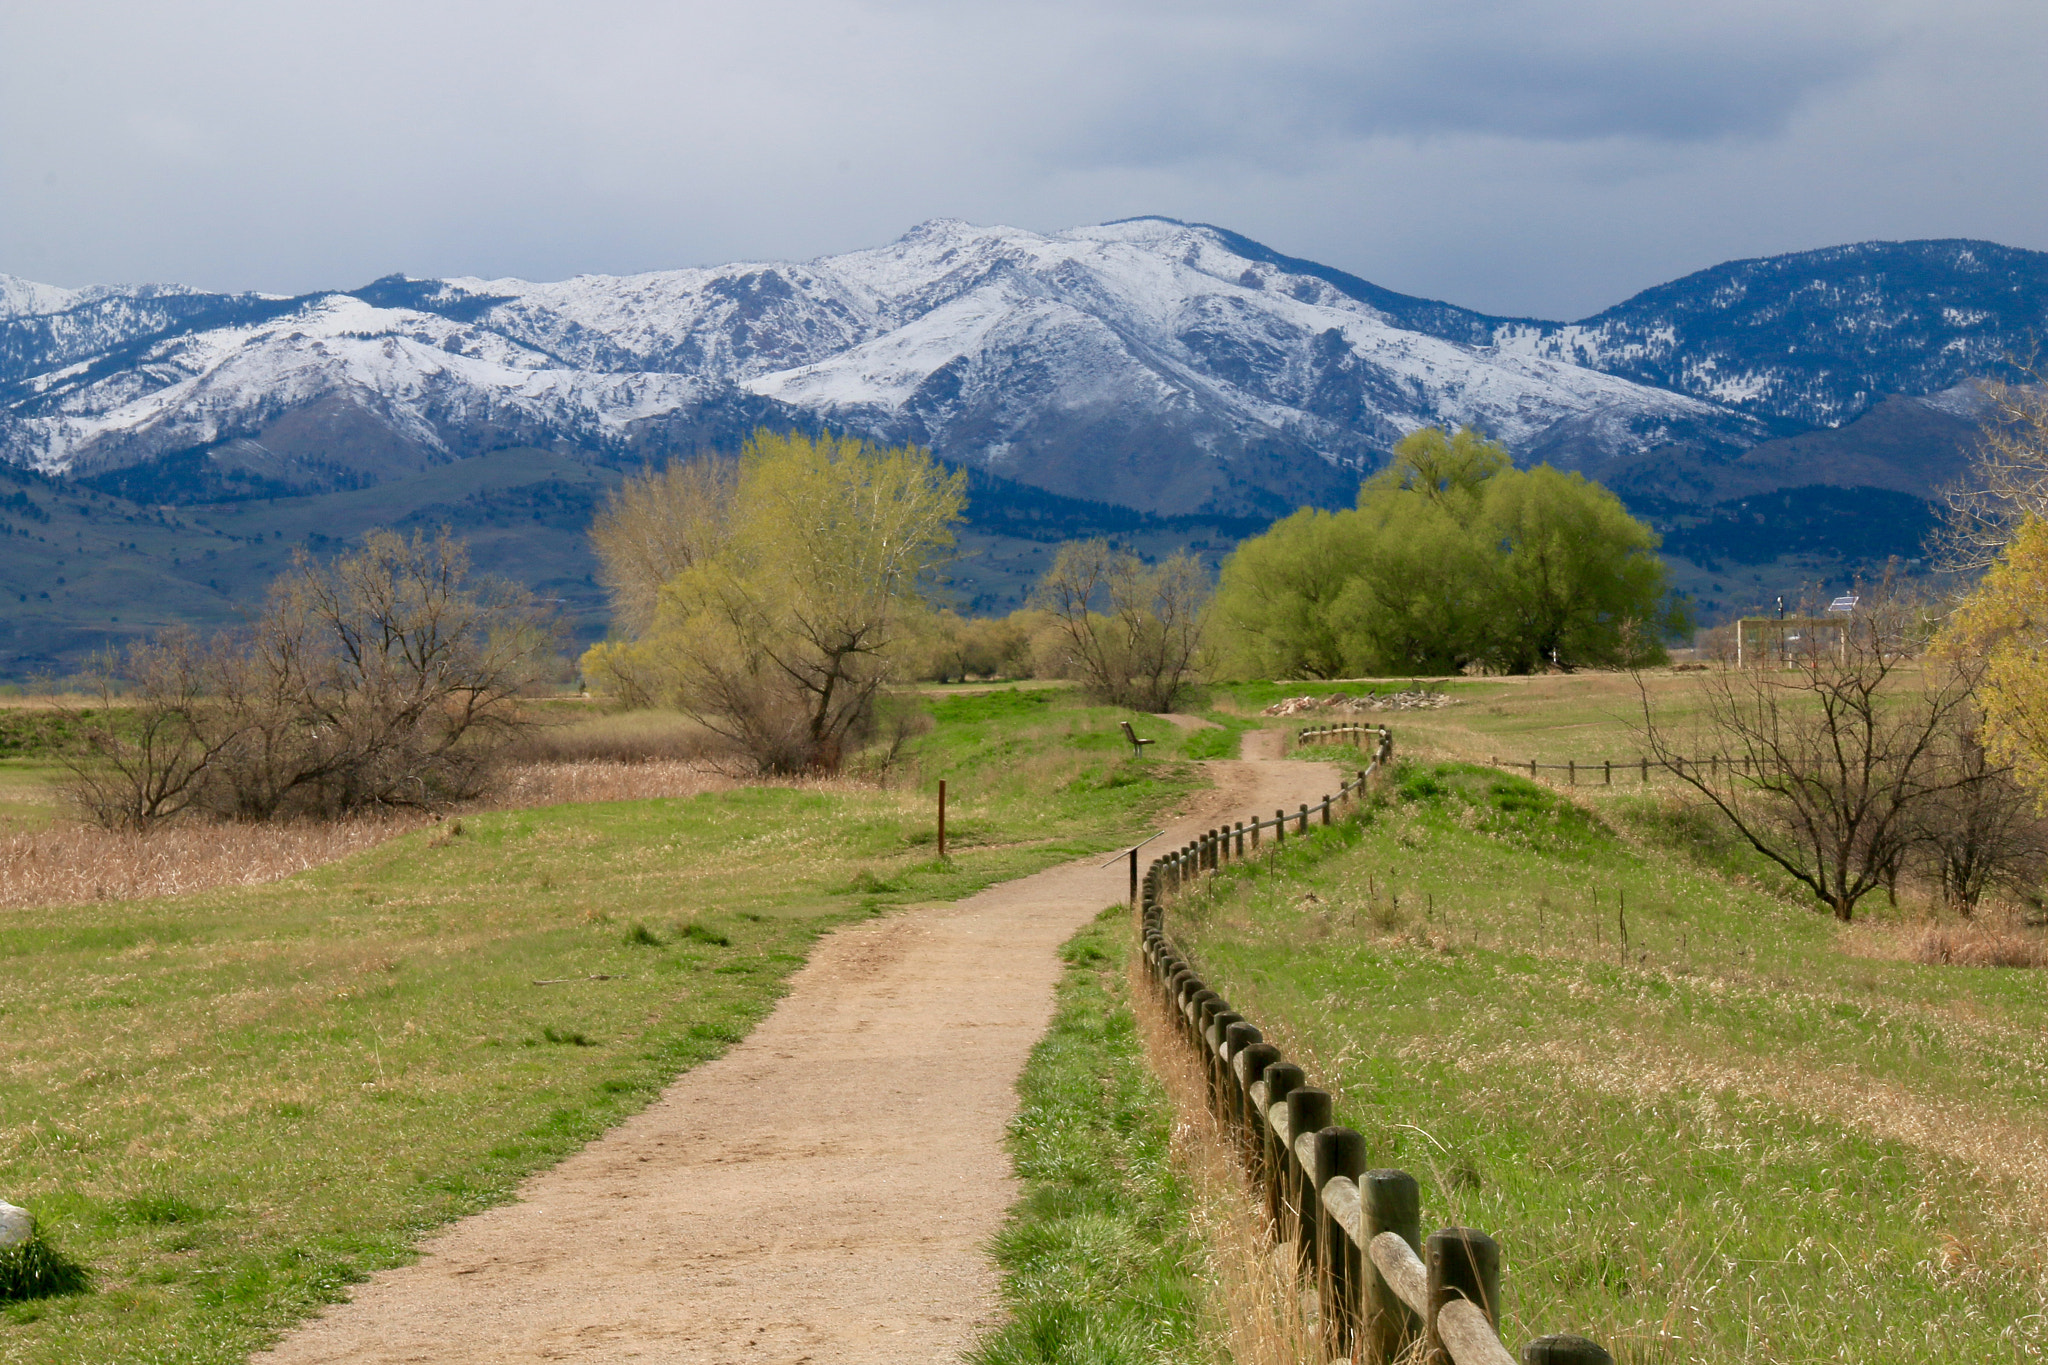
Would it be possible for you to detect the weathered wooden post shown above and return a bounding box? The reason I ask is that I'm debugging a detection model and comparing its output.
[1317,1126,1370,1357]
[1235,821,1246,857]
[1223,1020,1260,1098]
[1285,1087,1332,1271]
[1640,756,1649,783]
[1522,1333,1615,1364]
[1207,1010,1243,1114]
[1363,1170,1422,1362]
[937,779,947,859]
[1604,760,1611,785]
[1274,810,1286,845]
[1568,760,1576,785]
[1322,795,1333,826]
[1260,1063,1305,1231]
[1129,847,1139,908]
[1237,1042,1282,1169]
[1426,1228,1502,1365]
[1530,758,1538,778]
[1298,802,1309,834]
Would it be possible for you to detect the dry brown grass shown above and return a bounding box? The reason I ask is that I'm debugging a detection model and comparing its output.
[505,708,729,765]
[0,812,432,910]
[0,758,764,913]
[1128,942,1331,1365]
[485,758,741,808]
[1843,906,2048,969]
[0,751,914,911]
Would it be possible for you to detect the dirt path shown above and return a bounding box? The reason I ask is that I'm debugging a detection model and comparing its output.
[258,738,1338,1365]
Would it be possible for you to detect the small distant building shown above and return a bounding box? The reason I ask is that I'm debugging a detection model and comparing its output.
[1735,614,1848,667]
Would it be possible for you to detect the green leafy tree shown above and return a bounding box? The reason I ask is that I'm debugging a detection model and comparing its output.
[1209,427,1682,677]
[1478,464,1684,673]
[583,431,964,772]
[1209,508,1368,679]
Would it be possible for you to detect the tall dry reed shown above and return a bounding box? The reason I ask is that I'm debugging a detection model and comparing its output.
[1128,941,1334,1365]
[0,756,909,911]
[0,814,431,911]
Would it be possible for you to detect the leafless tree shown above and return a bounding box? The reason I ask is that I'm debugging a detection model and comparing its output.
[62,630,243,830]
[1906,721,2048,916]
[64,529,559,826]
[1635,590,1988,921]
[1032,540,1207,712]
[1938,372,2048,571]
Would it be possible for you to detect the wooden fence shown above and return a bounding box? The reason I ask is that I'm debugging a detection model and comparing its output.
[1136,725,1614,1365]
[1491,753,1751,786]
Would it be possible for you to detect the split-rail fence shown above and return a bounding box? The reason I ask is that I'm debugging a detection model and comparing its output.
[1135,723,1615,1365]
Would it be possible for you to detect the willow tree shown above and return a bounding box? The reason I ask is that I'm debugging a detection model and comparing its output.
[583,431,964,772]
[1209,426,1679,677]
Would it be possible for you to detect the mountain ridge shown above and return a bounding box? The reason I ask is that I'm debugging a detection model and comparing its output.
[1,218,2041,673]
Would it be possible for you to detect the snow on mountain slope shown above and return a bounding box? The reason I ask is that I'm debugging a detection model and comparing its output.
[0,219,1783,515]
[1489,239,2048,428]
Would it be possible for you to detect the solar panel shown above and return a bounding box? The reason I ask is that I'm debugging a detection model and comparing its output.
[1827,595,1859,613]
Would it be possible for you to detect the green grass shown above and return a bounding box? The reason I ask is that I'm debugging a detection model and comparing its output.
[1161,761,2048,1363]
[0,685,1208,1362]
[967,909,1204,1365]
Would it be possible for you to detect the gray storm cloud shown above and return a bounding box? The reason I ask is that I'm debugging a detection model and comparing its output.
[0,0,2041,318]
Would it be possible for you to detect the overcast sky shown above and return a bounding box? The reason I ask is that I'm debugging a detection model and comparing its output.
[2,0,2043,319]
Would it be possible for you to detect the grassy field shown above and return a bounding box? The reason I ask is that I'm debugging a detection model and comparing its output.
[1157,743,2048,1362]
[0,687,1220,1362]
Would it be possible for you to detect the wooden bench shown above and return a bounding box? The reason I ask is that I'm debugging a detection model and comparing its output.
[1120,720,1156,758]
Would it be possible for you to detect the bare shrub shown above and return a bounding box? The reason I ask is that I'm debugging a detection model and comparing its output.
[62,530,559,827]
[1033,540,1207,712]
[1938,372,2048,571]
[1905,723,2048,916]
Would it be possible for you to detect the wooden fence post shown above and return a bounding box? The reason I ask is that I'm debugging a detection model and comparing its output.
[1640,756,1648,783]
[1298,802,1309,834]
[1260,1063,1306,1231]
[1522,1334,1616,1364]
[1568,760,1575,786]
[1426,1228,1502,1365]
[1322,795,1333,826]
[1363,1170,1422,1362]
[1275,810,1286,845]
[937,779,947,859]
[1604,760,1611,785]
[1317,1127,1369,1357]
[1285,1087,1332,1272]
[1237,1042,1282,1170]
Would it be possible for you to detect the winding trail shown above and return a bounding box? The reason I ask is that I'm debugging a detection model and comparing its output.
[258,729,1339,1364]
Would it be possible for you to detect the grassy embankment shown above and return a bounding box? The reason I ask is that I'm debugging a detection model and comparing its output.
[0,687,1213,1363]
[967,908,1205,1365]
[1152,675,2048,1362]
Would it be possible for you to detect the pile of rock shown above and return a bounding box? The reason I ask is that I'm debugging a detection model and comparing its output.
[1263,689,1454,717]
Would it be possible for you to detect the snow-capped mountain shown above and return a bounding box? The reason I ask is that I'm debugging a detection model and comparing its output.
[2,219,2042,518]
